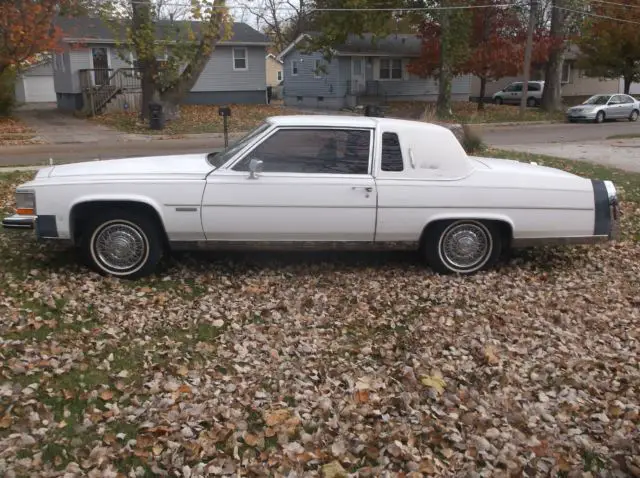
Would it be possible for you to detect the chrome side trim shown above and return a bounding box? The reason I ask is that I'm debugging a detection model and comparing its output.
[170,240,420,251]
[2,214,36,230]
[511,235,610,247]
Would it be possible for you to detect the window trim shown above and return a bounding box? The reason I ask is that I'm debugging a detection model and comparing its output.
[233,47,248,71]
[379,58,403,81]
[291,60,298,76]
[277,70,282,81]
[226,126,375,176]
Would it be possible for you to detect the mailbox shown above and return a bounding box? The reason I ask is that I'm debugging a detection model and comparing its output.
[218,106,231,117]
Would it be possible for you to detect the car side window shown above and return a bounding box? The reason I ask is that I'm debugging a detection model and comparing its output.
[610,95,622,104]
[381,132,404,172]
[232,128,371,175]
[623,95,635,104]
[528,83,540,91]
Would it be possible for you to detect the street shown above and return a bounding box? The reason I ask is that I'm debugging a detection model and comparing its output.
[1,119,639,170]
[477,120,640,146]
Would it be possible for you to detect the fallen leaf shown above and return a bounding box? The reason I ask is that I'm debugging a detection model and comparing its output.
[264,409,290,427]
[0,415,12,429]
[484,345,500,365]
[420,375,446,394]
[321,460,347,478]
[100,390,113,401]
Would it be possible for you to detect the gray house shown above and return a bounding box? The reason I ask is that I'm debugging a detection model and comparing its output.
[277,33,471,110]
[51,16,271,114]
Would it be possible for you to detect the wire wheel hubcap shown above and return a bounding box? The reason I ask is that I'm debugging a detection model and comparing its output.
[440,222,491,271]
[93,222,147,272]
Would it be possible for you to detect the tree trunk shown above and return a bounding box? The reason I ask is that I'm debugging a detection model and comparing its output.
[436,9,452,118]
[132,0,158,121]
[478,76,487,111]
[540,0,564,112]
[624,75,632,94]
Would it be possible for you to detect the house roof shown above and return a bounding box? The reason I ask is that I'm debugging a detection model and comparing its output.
[278,32,422,60]
[54,16,270,45]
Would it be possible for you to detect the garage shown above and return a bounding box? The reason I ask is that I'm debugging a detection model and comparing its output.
[14,59,56,104]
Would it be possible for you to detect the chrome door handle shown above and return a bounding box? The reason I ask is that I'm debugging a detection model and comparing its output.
[352,186,373,192]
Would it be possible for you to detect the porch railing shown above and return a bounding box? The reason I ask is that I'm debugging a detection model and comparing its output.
[79,68,142,116]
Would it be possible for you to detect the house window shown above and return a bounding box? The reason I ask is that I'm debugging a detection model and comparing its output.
[233,47,248,70]
[562,61,571,83]
[314,59,322,78]
[380,58,402,80]
[291,60,298,76]
[277,71,282,81]
[54,53,65,72]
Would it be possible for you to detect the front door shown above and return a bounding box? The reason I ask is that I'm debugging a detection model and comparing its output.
[201,127,377,242]
[351,57,366,95]
[91,47,110,86]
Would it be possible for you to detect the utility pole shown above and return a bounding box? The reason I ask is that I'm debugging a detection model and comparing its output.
[519,0,538,118]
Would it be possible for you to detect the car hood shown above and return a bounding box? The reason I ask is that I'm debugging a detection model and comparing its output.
[470,155,582,179]
[46,153,214,179]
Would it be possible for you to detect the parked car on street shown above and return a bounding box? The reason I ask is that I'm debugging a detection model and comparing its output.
[492,81,545,107]
[566,93,640,123]
[3,115,619,279]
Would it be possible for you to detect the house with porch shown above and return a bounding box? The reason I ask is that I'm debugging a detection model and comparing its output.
[277,33,471,110]
[50,16,271,115]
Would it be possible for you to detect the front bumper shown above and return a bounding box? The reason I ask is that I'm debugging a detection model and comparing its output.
[566,111,598,120]
[2,214,36,229]
[604,180,621,240]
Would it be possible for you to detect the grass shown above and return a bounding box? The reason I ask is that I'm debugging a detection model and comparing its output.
[0,116,41,145]
[90,104,304,135]
[606,133,640,140]
[384,101,566,124]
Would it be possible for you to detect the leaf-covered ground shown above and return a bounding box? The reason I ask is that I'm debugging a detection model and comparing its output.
[91,105,307,135]
[0,155,639,478]
[384,101,565,124]
[0,117,42,146]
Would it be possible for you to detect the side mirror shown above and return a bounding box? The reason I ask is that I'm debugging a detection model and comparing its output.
[248,158,264,179]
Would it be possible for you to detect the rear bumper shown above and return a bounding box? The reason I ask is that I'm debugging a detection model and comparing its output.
[2,214,36,229]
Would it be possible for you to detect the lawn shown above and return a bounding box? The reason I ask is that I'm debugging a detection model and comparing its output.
[385,101,566,124]
[91,104,307,135]
[1,154,639,477]
[0,116,43,146]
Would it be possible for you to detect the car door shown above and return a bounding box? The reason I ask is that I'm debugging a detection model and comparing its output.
[618,94,635,117]
[510,83,523,104]
[200,127,377,242]
[606,95,624,118]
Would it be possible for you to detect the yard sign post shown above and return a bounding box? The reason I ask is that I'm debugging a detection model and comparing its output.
[218,106,231,148]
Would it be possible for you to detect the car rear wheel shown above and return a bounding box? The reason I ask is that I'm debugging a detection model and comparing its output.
[630,110,639,122]
[421,220,502,275]
[595,111,605,124]
[527,97,537,107]
[79,209,164,279]
[494,97,503,105]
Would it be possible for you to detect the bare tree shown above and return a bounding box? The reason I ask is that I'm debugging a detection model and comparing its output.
[238,0,309,52]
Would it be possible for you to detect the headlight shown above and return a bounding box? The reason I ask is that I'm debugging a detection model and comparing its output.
[15,189,36,216]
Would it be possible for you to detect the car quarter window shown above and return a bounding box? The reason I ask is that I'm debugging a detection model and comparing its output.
[381,132,404,172]
[232,128,371,174]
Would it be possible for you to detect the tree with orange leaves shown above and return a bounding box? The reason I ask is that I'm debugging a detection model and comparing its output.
[408,0,557,111]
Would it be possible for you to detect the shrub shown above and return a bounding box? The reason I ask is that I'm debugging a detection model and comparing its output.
[0,68,17,116]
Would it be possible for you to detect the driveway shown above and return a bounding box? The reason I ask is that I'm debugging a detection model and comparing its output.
[14,104,124,144]
[479,120,640,172]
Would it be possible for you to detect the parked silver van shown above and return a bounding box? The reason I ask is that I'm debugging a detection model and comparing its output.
[492,81,545,107]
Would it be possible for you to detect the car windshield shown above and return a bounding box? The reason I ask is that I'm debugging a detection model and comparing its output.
[207,121,272,168]
[583,95,611,105]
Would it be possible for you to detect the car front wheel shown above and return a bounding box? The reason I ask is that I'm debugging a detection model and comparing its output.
[595,111,605,123]
[494,97,503,105]
[422,220,502,274]
[79,209,164,279]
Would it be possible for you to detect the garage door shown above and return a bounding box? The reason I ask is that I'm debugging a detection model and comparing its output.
[23,76,56,103]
